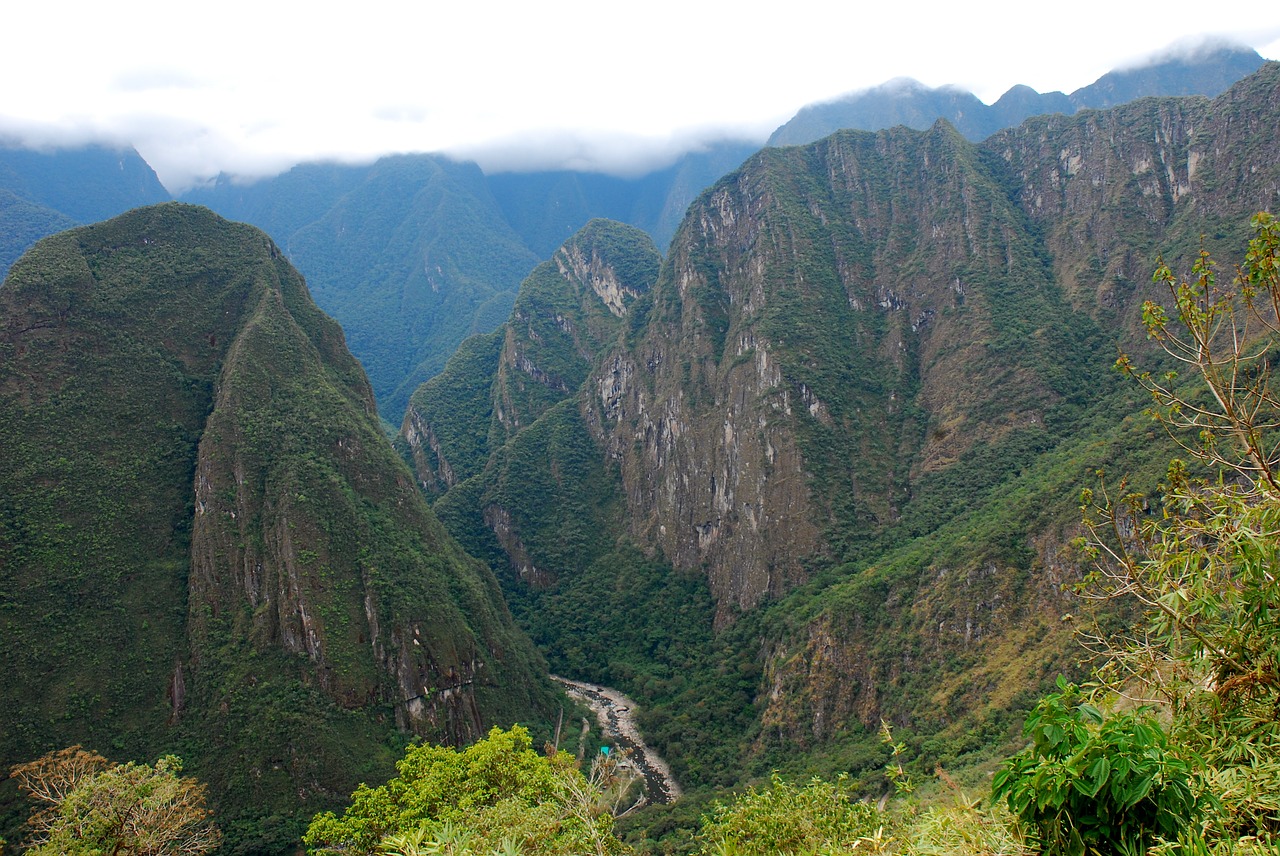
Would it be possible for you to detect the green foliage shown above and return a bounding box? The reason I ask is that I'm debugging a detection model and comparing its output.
[11,747,220,855]
[304,726,626,856]
[0,189,77,277]
[695,773,892,855]
[253,154,539,418]
[993,678,1197,855]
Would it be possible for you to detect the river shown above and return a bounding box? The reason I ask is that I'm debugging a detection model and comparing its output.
[551,675,682,805]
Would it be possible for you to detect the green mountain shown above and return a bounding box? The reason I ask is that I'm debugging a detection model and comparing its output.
[0,189,76,278]
[186,156,542,421]
[486,140,761,258]
[403,63,1280,798]
[178,45,1258,426]
[0,204,556,854]
[767,42,1264,146]
[184,145,759,419]
[0,143,170,276]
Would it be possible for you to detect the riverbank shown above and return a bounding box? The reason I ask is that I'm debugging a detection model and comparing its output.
[552,675,682,805]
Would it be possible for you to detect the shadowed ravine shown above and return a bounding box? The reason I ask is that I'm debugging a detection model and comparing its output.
[552,676,682,805]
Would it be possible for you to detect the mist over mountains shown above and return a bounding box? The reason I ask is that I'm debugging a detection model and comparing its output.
[768,42,1264,145]
[2,40,1261,420]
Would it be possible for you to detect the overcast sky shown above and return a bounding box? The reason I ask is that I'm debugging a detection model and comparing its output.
[3,1,1278,191]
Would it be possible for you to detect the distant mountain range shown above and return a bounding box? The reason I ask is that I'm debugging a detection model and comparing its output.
[0,42,1265,420]
[0,144,169,274]
[768,43,1264,145]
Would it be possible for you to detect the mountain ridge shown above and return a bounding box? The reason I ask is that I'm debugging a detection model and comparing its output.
[767,43,1264,146]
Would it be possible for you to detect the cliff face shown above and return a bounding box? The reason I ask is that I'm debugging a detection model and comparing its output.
[589,121,1104,621]
[732,66,1280,751]
[0,204,552,852]
[401,221,721,711]
[403,218,659,499]
[406,65,1280,784]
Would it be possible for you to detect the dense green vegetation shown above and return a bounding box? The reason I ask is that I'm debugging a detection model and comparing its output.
[0,190,76,277]
[304,726,628,855]
[0,143,170,277]
[0,204,556,854]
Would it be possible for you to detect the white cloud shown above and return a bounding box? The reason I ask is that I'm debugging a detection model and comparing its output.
[1,0,1276,190]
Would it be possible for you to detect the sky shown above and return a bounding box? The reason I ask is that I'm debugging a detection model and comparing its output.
[3,1,1279,192]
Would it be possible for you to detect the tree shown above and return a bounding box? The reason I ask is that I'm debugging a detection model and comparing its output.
[9,747,221,855]
[304,726,630,856]
[1051,215,1280,852]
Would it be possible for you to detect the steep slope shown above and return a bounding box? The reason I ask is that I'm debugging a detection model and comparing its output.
[681,63,1280,771]
[768,43,1264,147]
[405,64,1280,794]
[0,204,554,853]
[592,121,1109,620]
[401,222,729,761]
[185,155,539,420]
[279,155,541,420]
[185,146,759,418]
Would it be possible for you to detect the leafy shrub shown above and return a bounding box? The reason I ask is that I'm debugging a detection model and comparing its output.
[993,679,1197,855]
[696,773,891,855]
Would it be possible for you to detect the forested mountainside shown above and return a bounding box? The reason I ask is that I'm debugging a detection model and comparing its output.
[0,144,169,275]
[768,43,1264,146]
[403,63,1280,795]
[0,204,556,854]
[182,144,758,419]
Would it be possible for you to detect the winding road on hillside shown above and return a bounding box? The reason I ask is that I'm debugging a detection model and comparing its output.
[552,676,682,805]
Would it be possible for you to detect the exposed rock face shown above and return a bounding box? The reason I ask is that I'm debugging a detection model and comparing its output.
[588,121,1089,621]
[403,219,661,584]
[739,65,1280,748]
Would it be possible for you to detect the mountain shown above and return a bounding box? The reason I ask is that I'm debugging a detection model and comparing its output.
[0,143,170,276]
[0,204,556,853]
[0,189,76,277]
[184,155,542,422]
[403,63,1280,794]
[175,43,1262,426]
[184,144,759,420]
[767,43,1264,147]
[1068,40,1269,109]
[487,140,761,258]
